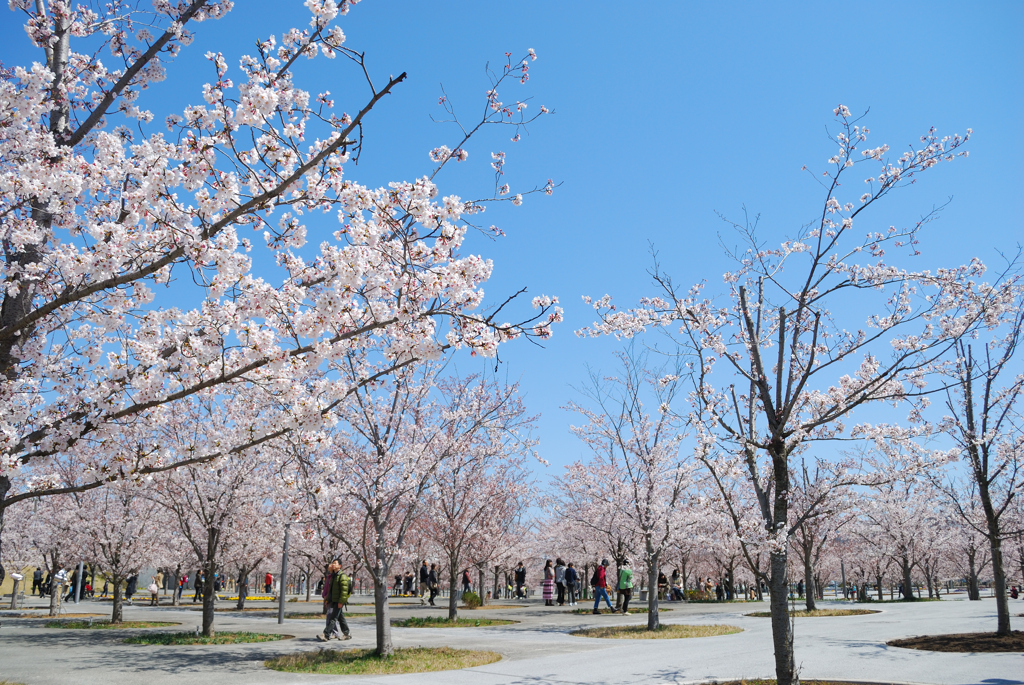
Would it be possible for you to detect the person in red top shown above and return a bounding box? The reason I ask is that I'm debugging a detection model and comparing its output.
[264,572,273,595]
[591,558,615,614]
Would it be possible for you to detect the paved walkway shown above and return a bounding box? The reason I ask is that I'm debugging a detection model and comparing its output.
[1,594,1021,684]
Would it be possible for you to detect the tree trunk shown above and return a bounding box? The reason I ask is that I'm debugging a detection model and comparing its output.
[646,551,660,631]
[236,571,248,611]
[967,550,980,601]
[448,564,459,620]
[373,572,393,657]
[201,565,216,637]
[305,568,312,603]
[876,574,883,602]
[111,578,124,623]
[803,550,816,612]
[9,577,20,609]
[901,557,914,601]
[172,569,180,607]
[988,536,1011,634]
[769,550,795,685]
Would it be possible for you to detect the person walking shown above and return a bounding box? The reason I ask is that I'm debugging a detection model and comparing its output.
[461,569,472,597]
[554,559,566,606]
[591,559,614,614]
[154,569,165,597]
[541,560,555,606]
[125,573,138,605]
[32,567,43,596]
[264,571,273,595]
[419,561,430,605]
[427,563,439,606]
[514,561,527,599]
[564,562,578,606]
[618,559,634,614]
[317,559,352,642]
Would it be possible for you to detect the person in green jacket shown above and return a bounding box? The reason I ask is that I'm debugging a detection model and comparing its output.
[618,559,634,615]
[318,559,352,641]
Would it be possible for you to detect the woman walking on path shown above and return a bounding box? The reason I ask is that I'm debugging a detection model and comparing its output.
[542,560,555,606]
[591,559,615,614]
[554,559,567,606]
[427,563,439,606]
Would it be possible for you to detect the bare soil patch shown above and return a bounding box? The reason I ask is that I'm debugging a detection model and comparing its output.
[746,609,878,618]
[887,631,1024,652]
[571,623,741,639]
[265,646,501,675]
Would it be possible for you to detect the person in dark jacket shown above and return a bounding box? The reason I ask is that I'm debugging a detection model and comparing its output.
[125,573,138,605]
[564,562,579,606]
[419,561,430,605]
[514,562,527,599]
[317,559,352,641]
[427,563,439,606]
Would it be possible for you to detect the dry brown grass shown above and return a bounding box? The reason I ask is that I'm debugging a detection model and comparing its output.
[571,623,742,639]
[745,609,879,618]
[265,646,501,675]
[46,620,179,629]
[888,631,1024,652]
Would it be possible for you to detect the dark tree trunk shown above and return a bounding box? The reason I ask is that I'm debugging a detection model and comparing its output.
[448,564,459,620]
[803,551,816,612]
[901,557,914,601]
[236,571,248,611]
[646,551,660,630]
[769,550,795,685]
[201,564,216,637]
[967,550,981,601]
[111,578,124,623]
[373,570,393,656]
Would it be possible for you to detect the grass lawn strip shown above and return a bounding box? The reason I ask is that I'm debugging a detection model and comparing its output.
[392,616,516,628]
[265,646,501,675]
[283,612,374,619]
[887,631,1024,652]
[745,609,879,617]
[571,623,742,639]
[123,631,291,645]
[569,607,673,615]
[46,620,179,629]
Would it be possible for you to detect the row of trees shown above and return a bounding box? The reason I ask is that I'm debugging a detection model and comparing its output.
[1,4,1020,685]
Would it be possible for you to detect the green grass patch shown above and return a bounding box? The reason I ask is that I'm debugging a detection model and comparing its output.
[571,623,742,639]
[392,615,516,628]
[265,646,501,675]
[46,620,180,629]
[855,596,942,603]
[568,607,673,615]
[746,609,879,618]
[123,631,291,645]
[283,611,373,619]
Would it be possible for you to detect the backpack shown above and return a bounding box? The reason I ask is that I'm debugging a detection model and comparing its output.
[590,568,600,587]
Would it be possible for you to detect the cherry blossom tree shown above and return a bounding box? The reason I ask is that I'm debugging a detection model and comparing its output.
[580,107,985,685]
[152,392,286,636]
[80,480,168,622]
[935,285,1024,633]
[298,362,532,655]
[563,346,697,629]
[0,0,561,570]
[421,377,536,620]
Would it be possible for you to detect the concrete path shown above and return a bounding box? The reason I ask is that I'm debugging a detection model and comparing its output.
[1,595,1021,684]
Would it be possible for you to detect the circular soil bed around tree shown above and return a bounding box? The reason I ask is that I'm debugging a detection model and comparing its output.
[46,620,180,629]
[746,609,879,618]
[569,607,673,615]
[887,631,1024,653]
[265,646,501,675]
[123,631,293,645]
[571,624,742,639]
[392,616,517,628]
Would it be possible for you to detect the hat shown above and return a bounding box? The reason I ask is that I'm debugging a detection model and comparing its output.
[601,558,609,566]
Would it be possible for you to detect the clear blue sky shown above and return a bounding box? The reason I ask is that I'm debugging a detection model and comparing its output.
[2,1,1021,473]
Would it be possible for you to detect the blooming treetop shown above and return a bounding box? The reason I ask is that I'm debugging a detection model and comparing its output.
[0,0,560,518]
